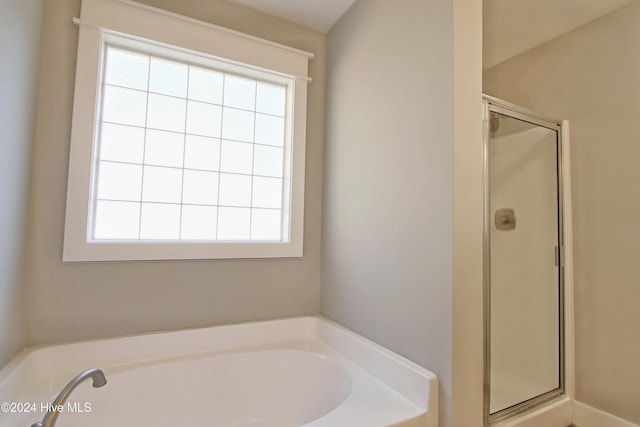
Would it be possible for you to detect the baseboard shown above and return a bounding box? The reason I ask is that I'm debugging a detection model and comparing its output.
[492,397,572,427]
[573,401,640,427]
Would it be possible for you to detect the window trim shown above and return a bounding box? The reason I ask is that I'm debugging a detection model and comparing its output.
[63,0,312,261]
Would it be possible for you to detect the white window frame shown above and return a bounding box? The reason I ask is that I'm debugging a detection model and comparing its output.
[63,0,312,262]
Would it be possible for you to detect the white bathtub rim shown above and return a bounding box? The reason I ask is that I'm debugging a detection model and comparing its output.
[0,316,438,426]
[315,317,438,425]
[0,316,435,389]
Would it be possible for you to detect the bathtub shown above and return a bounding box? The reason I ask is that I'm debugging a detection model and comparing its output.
[0,316,437,427]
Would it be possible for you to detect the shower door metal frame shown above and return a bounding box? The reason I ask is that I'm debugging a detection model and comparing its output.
[482,95,566,425]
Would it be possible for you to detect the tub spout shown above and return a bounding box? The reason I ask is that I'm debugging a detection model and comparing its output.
[31,368,107,427]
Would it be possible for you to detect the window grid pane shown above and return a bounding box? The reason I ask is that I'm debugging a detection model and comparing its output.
[93,45,288,242]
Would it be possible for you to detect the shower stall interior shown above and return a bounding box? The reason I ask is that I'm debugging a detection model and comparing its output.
[483,96,571,425]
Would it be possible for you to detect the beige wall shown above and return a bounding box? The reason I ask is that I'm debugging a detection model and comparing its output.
[0,0,44,366]
[484,1,640,423]
[322,0,455,424]
[24,0,325,345]
[451,0,484,424]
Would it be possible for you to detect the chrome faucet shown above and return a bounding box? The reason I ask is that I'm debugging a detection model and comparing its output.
[31,368,107,427]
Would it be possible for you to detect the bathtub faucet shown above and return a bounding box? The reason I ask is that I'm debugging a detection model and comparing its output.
[31,368,107,427]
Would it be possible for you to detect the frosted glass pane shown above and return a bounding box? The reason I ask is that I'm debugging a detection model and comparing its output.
[94,200,140,240]
[102,85,147,127]
[217,207,250,240]
[252,176,282,209]
[182,170,219,205]
[256,82,286,116]
[96,161,142,201]
[142,165,183,203]
[223,74,256,110]
[100,123,145,164]
[186,101,222,137]
[149,57,188,97]
[253,145,283,177]
[222,107,254,142]
[146,93,186,132]
[184,135,220,171]
[92,48,299,246]
[218,173,252,207]
[144,129,184,168]
[188,67,223,104]
[220,140,253,174]
[140,203,181,239]
[105,47,149,91]
[254,114,284,147]
[251,208,282,241]
[181,205,218,240]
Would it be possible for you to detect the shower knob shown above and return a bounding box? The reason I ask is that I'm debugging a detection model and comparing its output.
[495,208,516,230]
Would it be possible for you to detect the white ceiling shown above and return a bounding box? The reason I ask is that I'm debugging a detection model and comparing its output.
[229,0,638,67]
[230,0,356,33]
[484,0,638,68]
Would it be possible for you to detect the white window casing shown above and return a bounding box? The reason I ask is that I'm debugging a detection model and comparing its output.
[63,0,312,261]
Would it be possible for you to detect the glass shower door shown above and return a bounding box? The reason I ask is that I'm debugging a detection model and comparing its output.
[485,102,564,422]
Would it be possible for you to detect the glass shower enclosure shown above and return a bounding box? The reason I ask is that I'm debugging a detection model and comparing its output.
[483,96,566,424]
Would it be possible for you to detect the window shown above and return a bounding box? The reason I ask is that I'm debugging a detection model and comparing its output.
[63,0,312,261]
[95,45,288,242]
